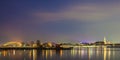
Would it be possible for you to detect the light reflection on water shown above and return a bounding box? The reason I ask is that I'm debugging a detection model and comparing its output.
[0,47,120,60]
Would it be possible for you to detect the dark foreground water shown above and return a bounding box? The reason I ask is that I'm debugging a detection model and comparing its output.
[0,47,120,60]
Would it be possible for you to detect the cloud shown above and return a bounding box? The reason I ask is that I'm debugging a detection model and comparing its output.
[33,2,120,22]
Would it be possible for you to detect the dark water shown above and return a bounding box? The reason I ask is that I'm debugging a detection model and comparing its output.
[0,47,120,60]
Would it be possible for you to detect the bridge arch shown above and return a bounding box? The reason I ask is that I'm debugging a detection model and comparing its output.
[3,42,22,47]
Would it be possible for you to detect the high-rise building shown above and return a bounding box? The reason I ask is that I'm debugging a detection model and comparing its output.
[36,40,41,47]
[30,41,34,47]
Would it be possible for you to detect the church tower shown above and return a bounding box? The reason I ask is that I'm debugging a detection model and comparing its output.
[104,36,107,44]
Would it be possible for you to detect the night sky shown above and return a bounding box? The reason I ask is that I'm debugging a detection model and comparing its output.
[1,0,120,43]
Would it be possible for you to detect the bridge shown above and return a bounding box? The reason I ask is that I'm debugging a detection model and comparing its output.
[3,42,22,47]
[0,42,38,50]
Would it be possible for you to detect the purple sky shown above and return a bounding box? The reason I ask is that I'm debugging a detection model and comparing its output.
[0,0,120,43]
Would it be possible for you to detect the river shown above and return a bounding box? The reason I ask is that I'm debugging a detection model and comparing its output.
[0,47,120,60]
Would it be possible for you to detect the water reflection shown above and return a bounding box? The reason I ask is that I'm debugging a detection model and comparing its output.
[0,47,120,60]
[104,47,107,60]
[108,48,111,60]
[33,50,37,60]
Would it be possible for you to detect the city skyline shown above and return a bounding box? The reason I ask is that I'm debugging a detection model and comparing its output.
[1,0,120,43]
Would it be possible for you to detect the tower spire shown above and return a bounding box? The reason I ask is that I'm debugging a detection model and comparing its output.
[104,36,107,44]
